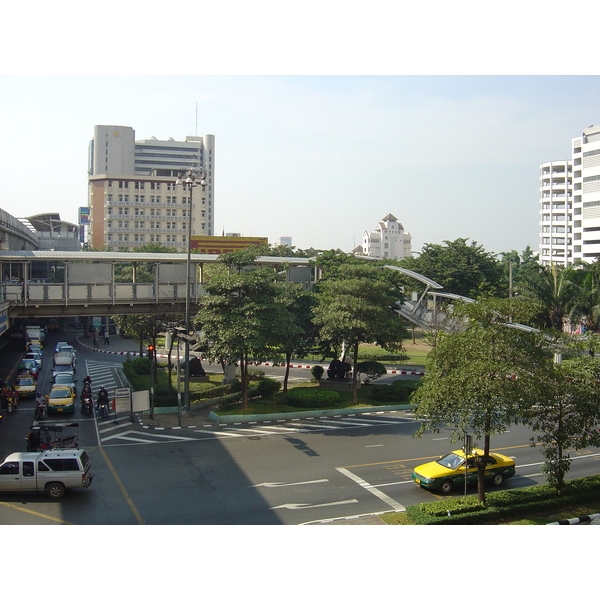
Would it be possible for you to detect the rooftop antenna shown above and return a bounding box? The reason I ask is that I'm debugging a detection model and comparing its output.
[195,102,198,137]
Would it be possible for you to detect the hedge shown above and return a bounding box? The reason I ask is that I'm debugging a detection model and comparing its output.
[282,387,340,408]
[405,475,600,524]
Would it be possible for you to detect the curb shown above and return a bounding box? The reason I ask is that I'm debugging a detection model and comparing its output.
[547,512,600,525]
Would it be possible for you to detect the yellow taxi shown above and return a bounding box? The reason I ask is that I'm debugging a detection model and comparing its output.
[412,448,516,494]
[15,377,37,398]
[46,385,76,415]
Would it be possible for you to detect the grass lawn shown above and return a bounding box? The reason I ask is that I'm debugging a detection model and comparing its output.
[213,382,401,416]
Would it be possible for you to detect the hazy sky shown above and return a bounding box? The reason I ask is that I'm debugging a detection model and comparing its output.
[1,4,599,258]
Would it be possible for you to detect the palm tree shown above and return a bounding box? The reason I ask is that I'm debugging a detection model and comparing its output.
[516,263,579,331]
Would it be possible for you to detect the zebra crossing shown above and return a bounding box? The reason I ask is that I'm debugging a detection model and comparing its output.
[96,411,417,447]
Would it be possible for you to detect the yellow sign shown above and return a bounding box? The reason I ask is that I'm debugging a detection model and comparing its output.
[191,236,268,254]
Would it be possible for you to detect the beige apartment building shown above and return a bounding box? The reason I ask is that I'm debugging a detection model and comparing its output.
[87,125,215,251]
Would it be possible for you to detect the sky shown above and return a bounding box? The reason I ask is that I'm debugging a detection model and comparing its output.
[3,74,600,257]
[1,4,599,260]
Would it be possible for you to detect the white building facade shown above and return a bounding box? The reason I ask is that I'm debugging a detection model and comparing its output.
[539,160,572,266]
[87,125,215,251]
[539,125,600,266]
[360,213,412,259]
[573,125,600,263]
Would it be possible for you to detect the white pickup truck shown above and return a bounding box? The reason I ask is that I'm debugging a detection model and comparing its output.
[0,449,93,499]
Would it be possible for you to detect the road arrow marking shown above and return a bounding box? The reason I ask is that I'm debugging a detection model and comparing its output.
[270,499,359,510]
[251,479,329,488]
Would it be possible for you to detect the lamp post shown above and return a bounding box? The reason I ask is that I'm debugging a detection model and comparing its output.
[175,169,205,412]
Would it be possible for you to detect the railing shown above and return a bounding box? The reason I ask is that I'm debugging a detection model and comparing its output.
[1,281,202,306]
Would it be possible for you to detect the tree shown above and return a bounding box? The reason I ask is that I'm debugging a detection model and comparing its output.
[271,283,317,392]
[312,263,407,404]
[398,238,504,299]
[516,263,578,331]
[412,297,550,504]
[523,355,600,493]
[195,248,295,408]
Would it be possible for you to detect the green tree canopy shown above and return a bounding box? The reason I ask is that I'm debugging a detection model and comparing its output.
[412,297,551,503]
[398,238,504,299]
[312,263,407,403]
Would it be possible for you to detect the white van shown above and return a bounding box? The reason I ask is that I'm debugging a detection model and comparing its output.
[0,449,94,499]
[54,351,75,370]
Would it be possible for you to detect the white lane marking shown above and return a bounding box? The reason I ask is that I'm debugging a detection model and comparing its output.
[336,467,405,512]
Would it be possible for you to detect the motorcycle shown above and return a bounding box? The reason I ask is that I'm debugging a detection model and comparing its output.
[97,403,108,418]
[81,396,93,416]
[34,402,47,420]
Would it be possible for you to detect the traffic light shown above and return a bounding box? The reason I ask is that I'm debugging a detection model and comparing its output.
[147,344,155,359]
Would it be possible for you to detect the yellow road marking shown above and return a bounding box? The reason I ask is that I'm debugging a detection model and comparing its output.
[98,446,145,525]
[0,501,76,525]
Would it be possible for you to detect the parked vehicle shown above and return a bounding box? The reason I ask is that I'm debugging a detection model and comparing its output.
[0,448,93,499]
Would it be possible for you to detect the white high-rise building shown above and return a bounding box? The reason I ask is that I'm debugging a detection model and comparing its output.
[87,125,215,251]
[539,160,572,266]
[539,125,600,266]
[360,213,412,259]
[572,125,600,263]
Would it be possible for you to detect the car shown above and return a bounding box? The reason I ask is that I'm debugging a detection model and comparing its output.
[54,341,71,354]
[47,319,60,331]
[52,365,75,384]
[412,448,516,494]
[52,372,77,394]
[14,377,37,398]
[26,340,43,353]
[25,351,43,367]
[18,359,40,380]
[46,386,76,415]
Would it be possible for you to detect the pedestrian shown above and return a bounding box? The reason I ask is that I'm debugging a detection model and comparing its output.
[104,330,110,345]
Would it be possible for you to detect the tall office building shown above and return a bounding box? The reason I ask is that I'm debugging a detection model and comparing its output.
[87,125,215,251]
[539,125,600,266]
[538,160,572,266]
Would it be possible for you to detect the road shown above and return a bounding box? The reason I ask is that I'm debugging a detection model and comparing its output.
[1,327,600,525]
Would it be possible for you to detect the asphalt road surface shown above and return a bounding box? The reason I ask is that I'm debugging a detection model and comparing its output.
[2,328,600,525]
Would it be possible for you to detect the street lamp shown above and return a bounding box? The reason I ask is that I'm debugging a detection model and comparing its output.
[175,168,205,412]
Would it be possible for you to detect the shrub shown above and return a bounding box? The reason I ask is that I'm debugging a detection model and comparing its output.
[371,380,418,404]
[256,378,281,403]
[356,361,387,383]
[283,387,340,408]
[311,365,325,381]
[129,357,152,375]
[247,369,265,381]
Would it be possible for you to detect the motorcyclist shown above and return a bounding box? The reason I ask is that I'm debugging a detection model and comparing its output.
[97,386,109,416]
[35,393,47,420]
